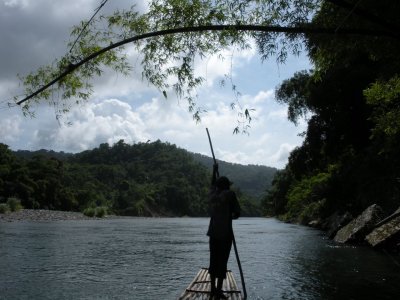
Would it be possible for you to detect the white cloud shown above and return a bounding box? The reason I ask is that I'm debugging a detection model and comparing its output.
[0,115,22,142]
[3,0,29,8]
[194,42,257,88]
[91,47,157,100]
[271,143,297,164]
[217,148,251,164]
[253,90,274,104]
[244,133,272,148]
[2,84,306,168]
[125,84,305,168]
[30,99,150,152]
[267,107,288,120]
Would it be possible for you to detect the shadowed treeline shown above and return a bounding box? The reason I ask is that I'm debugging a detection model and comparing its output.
[0,140,274,217]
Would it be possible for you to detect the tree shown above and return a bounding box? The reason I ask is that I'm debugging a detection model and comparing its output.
[12,0,397,133]
[262,169,294,216]
[263,0,400,219]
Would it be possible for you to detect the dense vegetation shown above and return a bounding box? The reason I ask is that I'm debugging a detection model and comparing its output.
[262,0,400,223]
[0,140,274,217]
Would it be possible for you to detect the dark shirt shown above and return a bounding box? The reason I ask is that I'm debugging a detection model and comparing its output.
[207,188,240,240]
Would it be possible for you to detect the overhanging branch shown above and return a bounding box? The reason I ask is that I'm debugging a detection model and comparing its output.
[16,24,398,106]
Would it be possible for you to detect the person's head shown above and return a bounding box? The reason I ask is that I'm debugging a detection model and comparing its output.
[215,176,232,190]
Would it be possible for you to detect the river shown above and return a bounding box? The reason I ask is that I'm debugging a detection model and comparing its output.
[0,218,399,299]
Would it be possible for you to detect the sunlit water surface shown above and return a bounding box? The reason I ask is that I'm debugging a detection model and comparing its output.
[1,218,399,299]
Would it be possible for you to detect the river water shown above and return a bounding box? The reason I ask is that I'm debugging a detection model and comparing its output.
[0,218,399,299]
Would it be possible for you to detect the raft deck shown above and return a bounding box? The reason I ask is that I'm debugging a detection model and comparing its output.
[179,268,243,300]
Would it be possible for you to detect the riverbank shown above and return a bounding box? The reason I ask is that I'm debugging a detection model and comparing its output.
[0,209,119,222]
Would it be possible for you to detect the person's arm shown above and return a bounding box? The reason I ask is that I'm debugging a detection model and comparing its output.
[208,164,218,216]
[211,163,218,187]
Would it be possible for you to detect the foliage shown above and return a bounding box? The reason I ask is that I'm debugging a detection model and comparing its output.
[7,197,23,212]
[83,207,95,217]
[263,0,400,221]
[262,169,294,216]
[2,141,266,217]
[364,76,400,142]
[285,168,333,223]
[0,203,9,214]
[236,191,263,217]
[275,70,312,125]
[81,206,108,218]
[297,199,326,225]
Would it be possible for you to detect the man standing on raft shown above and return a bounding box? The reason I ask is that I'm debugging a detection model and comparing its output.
[207,163,241,299]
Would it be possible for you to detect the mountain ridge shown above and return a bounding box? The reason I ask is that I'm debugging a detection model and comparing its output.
[13,144,277,201]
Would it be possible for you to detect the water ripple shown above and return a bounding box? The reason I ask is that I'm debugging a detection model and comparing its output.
[1,218,399,300]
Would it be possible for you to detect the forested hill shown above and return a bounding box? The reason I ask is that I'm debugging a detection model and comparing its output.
[14,149,73,161]
[191,153,277,200]
[2,140,275,217]
[13,142,276,201]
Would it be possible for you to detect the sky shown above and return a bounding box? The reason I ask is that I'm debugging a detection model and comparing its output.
[0,0,312,169]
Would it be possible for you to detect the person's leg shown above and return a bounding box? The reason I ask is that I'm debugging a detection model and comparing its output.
[216,277,227,299]
[209,237,217,298]
[215,239,232,299]
[210,274,216,298]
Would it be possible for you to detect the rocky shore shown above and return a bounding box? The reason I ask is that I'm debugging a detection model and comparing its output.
[312,204,400,252]
[0,209,116,222]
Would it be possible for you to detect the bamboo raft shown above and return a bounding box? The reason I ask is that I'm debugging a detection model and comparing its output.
[179,268,243,300]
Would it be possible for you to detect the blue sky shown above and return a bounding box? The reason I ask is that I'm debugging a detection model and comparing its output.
[0,0,311,169]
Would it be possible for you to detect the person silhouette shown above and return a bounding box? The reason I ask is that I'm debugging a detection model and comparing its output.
[207,164,240,299]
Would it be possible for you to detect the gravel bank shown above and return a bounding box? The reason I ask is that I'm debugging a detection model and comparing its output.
[0,209,114,222]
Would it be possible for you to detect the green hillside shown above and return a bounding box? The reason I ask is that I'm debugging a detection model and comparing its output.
[2,140,276,217]
[191,153,277,200]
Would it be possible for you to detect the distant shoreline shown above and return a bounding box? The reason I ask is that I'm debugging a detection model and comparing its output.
[0,209,119,222]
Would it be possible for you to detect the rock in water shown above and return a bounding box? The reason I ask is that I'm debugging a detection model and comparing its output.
[366,214,400,249]
[334,204,384,244]
[322,211,353,239]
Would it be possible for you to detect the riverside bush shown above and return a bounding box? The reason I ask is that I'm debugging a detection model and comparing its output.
[7,198,22,212]
[83,206,107,218]
[0,203,9,214]
[285,170,332,222]
[83,207,95,217]
[298,199,327,225]
[95,206,107,218]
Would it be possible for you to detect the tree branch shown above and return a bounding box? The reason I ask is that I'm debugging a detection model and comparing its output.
[16,24,397,106]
